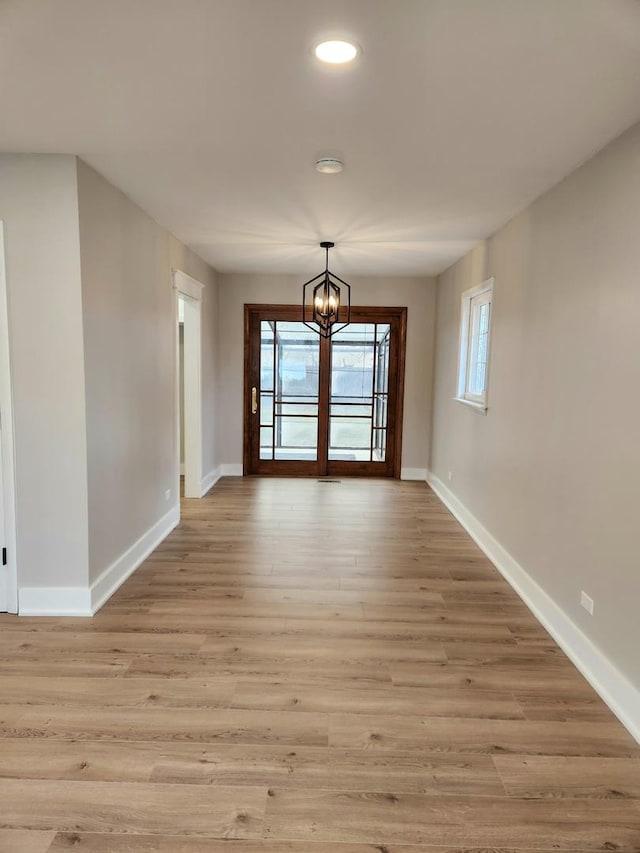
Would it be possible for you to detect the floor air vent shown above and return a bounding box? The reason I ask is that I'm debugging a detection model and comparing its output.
[318,479,342,483]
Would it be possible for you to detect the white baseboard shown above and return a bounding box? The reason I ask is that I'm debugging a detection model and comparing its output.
[201,465,222,496]
[90,504,180,614]
[18,505,180,618]
[19,586,92,617]
[426,471,640,743]
[220,463,243,476]
[401,467,427,481]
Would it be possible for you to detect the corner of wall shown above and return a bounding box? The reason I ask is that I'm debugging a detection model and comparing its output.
[3,154,91,600]
[89,504,180,614]
[201,466,222,496]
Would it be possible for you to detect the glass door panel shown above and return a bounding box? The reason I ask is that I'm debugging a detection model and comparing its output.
[259,320,320,462]
[328,323,390,464]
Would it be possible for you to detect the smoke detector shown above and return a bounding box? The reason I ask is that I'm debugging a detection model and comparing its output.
[316,158,344,175]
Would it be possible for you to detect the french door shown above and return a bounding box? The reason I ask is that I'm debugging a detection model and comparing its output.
[244,305,407,477]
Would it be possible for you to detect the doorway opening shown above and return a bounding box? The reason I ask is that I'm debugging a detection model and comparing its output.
[0,222,17,612]
[173,270,204,500]
[244,305,407,477]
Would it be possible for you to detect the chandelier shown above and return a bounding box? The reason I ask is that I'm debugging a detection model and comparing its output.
[302,242,351,339]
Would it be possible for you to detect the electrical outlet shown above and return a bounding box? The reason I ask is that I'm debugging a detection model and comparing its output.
[165,489,171,502]
[448,471,453,482]
[580,590,594,615]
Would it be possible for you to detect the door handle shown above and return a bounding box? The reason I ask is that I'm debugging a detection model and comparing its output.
[251,387,258,415]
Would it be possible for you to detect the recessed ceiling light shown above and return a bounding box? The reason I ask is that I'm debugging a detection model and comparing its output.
[314,40,359,65]
[316,158,344,174]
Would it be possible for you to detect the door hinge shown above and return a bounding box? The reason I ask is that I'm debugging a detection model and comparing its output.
[1,547,6,566]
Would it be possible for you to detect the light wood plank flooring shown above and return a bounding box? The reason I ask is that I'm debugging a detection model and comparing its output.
[0,477,639,852]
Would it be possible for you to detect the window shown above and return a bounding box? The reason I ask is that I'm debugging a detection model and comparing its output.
[456,278,493,411]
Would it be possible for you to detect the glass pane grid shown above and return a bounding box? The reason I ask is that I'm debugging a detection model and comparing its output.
[328,321,390,464]
[468,299,490,397]
[257,316,395,468]
[260,320,320,462]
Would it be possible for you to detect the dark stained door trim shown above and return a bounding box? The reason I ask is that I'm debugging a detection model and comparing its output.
[243,304,407,478]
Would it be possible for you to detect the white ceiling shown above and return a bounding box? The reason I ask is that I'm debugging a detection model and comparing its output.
[2,0,640,276]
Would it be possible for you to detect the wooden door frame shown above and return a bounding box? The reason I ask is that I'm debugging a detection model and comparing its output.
[243,304,407,478]
[244,304,323,477]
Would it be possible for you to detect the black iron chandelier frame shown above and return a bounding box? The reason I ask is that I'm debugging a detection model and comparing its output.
[302,241,351,339]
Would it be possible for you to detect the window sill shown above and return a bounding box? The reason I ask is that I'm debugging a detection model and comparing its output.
[453,397,488,415]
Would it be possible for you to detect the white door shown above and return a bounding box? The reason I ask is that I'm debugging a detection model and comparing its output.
[0,221,16,613]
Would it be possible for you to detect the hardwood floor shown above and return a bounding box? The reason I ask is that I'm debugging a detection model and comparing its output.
[0,476,639,852]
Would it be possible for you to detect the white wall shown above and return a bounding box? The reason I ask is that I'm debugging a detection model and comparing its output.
[0,154,89,593]
[0,154,218,612]
[217,273,436,473]
[430,121,640,718]
[77,160,219,587]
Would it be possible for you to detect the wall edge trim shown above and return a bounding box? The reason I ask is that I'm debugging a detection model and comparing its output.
[19,506,181,617]
[89,504,180,615]
[426,470,640,744]
[201,466,222,496]
[401,467,427,481]
[172,268,205,298]
[18,586,93,617]
[220,464,243,477]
